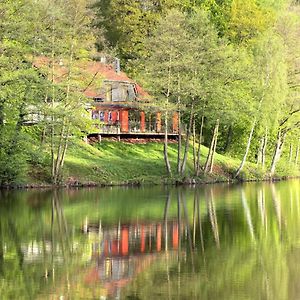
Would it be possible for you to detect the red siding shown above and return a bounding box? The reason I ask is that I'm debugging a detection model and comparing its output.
[120,110,129,132]
[140,111,145,132]
[172,112,179,133]
[156,112,161,132]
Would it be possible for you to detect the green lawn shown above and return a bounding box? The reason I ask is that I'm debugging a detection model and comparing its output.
[62,139,265,185]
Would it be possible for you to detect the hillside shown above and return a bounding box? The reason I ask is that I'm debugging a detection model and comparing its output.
[27,139,279,186]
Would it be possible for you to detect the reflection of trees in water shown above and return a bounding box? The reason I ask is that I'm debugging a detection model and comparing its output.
[0,190,78,299]
[121,182,300,300]
[1,182,300,299]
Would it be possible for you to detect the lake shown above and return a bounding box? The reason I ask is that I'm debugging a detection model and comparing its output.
[0,180,300,299]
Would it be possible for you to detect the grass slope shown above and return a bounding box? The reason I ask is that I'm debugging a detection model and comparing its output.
[62,139,265,185]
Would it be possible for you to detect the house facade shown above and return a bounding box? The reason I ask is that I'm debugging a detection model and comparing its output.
[83,59,179,139]
[33,56,179,139]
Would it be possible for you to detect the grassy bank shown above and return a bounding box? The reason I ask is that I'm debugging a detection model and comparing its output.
[26,138,299,187]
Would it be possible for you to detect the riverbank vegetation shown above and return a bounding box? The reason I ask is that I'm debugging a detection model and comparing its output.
[1,0,300,186]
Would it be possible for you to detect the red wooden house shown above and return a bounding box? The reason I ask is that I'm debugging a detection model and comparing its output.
[83,58,179,139]
[33,56,179,139]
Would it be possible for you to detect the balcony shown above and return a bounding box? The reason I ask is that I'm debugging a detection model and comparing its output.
[89,121,179,140]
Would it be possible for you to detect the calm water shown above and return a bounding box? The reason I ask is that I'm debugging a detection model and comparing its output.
[1,181,300,299]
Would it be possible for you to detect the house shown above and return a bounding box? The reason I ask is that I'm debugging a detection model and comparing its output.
[33,56,179,140]
[83,57,179,140]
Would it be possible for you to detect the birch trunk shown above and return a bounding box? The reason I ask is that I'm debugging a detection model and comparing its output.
[257,137,264,166]
[180,106,194,175]
[209,120,219,174]
[164,54,172,176]
[261,128,268,168]
[195,115,204,176]
[295,139,299,165]
[270,130,286,176]
[164,111,172,176]
[177,111,182,174]
[204,119,219,173]
[192,118,196,171]
[289,143,293,164]
[235,119,256,178]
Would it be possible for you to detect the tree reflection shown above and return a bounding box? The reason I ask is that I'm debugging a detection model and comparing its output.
[1,182,300,299]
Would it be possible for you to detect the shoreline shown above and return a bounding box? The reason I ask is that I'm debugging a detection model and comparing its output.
[1,175,297,190]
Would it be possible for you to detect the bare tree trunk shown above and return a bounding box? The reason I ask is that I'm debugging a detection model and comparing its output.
[181,106,194,175]
[192,117,196,172]
[270,130,286,176]
[53,121,66,183]
[164,111,172,176]
[223,125,233,153]
[204,119,219,173]
[289,143,293,164]
[261,127,268,168]
[195,115,204,176]
[235,119,256,178]
[295,139,299,165]
[56,125,70,182]
[177,110,182,174]
[164,54,172,177]
[257,137,264,166]
[209,120,219,174]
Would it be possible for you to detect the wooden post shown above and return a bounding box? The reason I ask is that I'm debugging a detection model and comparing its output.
[140,111,145,132]
[172,112,179,133]
[156,112,161,132]
[120,110,129,133]
[104,111,108,122]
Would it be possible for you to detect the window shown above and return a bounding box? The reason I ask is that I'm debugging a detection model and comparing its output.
[94,97,104,102]
[92,111,99,120]
[99,111,104,121]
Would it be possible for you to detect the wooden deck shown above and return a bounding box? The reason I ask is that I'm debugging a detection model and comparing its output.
[88,131,179,140]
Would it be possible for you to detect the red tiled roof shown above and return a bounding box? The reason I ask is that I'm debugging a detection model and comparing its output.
[33,56,150,100]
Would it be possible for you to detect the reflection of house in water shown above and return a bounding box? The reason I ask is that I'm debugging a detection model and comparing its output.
[83,221,182,297]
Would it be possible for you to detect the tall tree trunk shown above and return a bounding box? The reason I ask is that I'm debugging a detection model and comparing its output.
[180,106,194,175]
[192,117,196,171]
[270,130,286,176]
[177,111,182,174]
[235,119,256,178]
[223,124,232,153]
[56,124,70,183]
[209,121,219,174]
[51,19,56,183]
[195,115,204,176]
[257,137,264,166]
[0,102,4,127]
[295,139,299,165]
[204,119,219,173]
[164,54,172,176]
[289,143,293,164]
[164,111,172,176]
[261,127,268,168]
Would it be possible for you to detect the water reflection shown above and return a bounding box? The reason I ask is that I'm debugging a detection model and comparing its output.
[0,181,300,299]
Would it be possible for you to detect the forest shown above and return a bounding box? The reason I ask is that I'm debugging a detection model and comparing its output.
[1,0,300,185]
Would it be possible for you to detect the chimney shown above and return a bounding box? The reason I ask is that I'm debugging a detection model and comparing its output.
[115,58,121,74]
